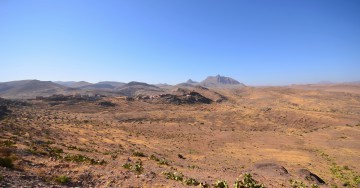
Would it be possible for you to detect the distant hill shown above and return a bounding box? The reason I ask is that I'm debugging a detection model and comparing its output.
[80,83,115,90]
[55,81,92,88]
[289,82,360,94]
[316,81,334,85]
[186,79,198,84]
[0,79,167,99]
[0,80,72,99]
[349,81,360,85]
[176,79,198,87]
[200,75,245,87]
[115,81,163,96]
[97,81,126,88]
[125,81,158,88]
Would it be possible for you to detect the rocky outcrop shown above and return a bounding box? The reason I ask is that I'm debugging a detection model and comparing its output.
[0,105,10,120]
[37,94,103,102]
[200,75,245,87]
[254,163,289,176]
[131,91,213,105]
[297,169,325,184]
[157,92,212,105]
[98,101,116,107]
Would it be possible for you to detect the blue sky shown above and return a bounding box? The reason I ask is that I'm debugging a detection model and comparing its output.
[0,0,359,85]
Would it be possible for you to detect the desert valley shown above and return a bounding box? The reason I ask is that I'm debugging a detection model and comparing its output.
[0,75,359,188]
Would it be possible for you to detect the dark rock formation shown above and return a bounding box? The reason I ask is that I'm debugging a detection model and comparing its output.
[200,75,245,87]
[254,163,289,176]
[157,92,212,105]
[297,169,325,184]
[0,105,10,120]
[98,101,116,107]
[40,94,103,102]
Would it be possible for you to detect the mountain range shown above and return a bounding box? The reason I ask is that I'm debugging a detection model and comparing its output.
[0,75,245,99]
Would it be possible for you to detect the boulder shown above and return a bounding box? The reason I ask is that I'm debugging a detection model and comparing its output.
[297,169,325,184]
[254,163,289,176]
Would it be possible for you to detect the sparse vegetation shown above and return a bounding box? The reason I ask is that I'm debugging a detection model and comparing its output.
[149,154,169,165]
[132,151,147,157]
[0,157,14,168]
[122,163,132,169]
[133,162,144,174]
[2,140,16,147]
[162,171,184,181]
[54,175,70,184]
[64,154,106,165]
[157,158,170,165]
[234,173,265,188]
[149,154,159,161]
[122,160,143,174]
[183,178,200,186]
[318,150,360,187]
[289,179,307,188]
[65,144,96,152]
[188,165,199,169]
[214,180,229,188]
[199,182,211,188]
[162,170,203,186]
[289,179,320,188]
[1,83,360,187]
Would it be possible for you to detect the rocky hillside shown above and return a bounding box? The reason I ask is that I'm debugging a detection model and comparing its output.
[0,80,73,99]
[200,75,245,87]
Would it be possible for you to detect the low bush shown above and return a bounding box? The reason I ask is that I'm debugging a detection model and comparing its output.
[55,175,70,184]
[0,157,13,168]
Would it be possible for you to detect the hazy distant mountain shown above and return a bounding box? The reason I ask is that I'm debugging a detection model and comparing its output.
[186,79,198,84]
[175,79,198,87]
[0,79,168,98]
[349,81,360,85]
[0,80,72,99]
[124,81,158,88]
[80,83,115,90]
[97,81,126,88]
[156,83,170,87]
[55,81,92,88]
[116,81,163,96]
[317,81,334,85]
[200,75,245,87]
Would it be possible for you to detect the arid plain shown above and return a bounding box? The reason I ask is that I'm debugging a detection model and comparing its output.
[1,83,360,187]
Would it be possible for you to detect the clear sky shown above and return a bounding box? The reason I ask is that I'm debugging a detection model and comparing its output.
[0,0,359,85]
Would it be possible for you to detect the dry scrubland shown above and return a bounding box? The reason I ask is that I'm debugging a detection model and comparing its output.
[1,86,360,187]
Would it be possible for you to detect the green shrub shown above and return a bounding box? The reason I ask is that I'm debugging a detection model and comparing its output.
[289,179,307,188]
[0,157,14,168]
[183,178,200,186]
[122,163,132,169]
[163,171,184,181]
[234,173,265,188]
[122,161,143,174]
[199,182,211,188]
[214,180,229,188]
[2,140,16,147]
[64,154,106,165]
[54,175,70,184]
[149,154,160,161]
[132,151,146,157]
[158,158,169,165]
[133,162,143,174]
